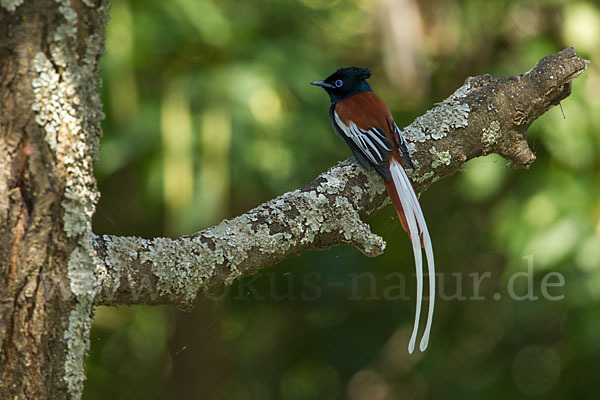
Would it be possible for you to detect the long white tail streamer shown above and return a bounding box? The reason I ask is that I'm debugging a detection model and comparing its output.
[389,159,436,353]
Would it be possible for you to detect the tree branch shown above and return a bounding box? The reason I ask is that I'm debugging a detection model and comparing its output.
[93,48,588,308]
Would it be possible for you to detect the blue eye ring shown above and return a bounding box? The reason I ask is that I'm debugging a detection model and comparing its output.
[335,79,343,88]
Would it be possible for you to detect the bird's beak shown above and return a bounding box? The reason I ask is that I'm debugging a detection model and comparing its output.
[311,80,335,89]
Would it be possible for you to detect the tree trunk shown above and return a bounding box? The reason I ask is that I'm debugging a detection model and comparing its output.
[0,1,108,398]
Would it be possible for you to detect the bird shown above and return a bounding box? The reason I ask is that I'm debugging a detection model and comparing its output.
[312,67,435,353]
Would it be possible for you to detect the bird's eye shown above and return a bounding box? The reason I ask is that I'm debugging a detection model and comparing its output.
[335,79,343,87]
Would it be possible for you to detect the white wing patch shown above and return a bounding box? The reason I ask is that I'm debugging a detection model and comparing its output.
[334,111,391,164]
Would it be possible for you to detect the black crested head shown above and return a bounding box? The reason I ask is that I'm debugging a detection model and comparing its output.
[311,67,372,102]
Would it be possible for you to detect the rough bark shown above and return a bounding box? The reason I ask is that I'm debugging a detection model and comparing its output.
[92,48,588,309]
[0,0,108,399]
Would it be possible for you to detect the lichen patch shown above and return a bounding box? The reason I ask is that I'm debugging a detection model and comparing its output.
[402,82,472,144]
[429,146,452,169]
[1,0,24,12]
[482,120,501,153]
[29,0,108,397]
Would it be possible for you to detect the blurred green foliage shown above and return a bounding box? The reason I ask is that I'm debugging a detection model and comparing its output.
[87,0,599,399]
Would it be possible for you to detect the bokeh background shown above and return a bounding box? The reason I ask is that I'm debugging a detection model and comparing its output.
[85,0,600,399]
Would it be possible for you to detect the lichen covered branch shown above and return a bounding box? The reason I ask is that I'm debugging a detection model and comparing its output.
[94,163,389,308]
[93,48,588,308]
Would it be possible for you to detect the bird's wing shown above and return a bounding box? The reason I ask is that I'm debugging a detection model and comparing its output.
[331,91,414,179]
[329,97,393,181]
[328,104,375,173]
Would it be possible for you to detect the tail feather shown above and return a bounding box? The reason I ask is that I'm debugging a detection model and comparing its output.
[386,178,425,248]
[389,159,435,353]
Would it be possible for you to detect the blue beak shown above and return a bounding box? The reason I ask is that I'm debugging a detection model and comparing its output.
[311,80,335,89]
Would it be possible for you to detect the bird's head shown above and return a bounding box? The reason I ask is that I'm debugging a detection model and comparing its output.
[311,67,372,102]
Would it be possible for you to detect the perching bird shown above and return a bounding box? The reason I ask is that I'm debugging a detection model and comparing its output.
[312,67,435,353]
